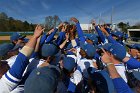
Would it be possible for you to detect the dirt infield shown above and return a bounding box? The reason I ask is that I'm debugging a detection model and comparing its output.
[0,35,32,40]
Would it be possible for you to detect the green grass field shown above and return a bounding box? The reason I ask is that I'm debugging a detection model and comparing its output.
[0,40,10,44]
[0,33,33,36]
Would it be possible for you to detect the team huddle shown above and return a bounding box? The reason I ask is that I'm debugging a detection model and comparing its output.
[0,17,140,93]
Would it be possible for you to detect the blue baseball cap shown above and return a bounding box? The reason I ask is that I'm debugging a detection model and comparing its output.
[80,43,96,57]
[10,32,22,41]
[111,31,123,38]
[84,33,91,38]
[23,38,29,43]
[41,44,59,57]
[10,32,28,43]
[87,67,109,93]
[108,43,126,60]
[24,65,61,93]
[98,43,112,51]
[63,56,76,72]
[51,51,63,66]
[127,44,140,50]
[0,43,14,56]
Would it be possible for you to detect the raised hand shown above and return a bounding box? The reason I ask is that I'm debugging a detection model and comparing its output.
[58,23,63,28]
[33,25,45,38]
[104,24,108,28]
[100,26,106,32]
[47,29,54,35]
[70,17,79,23]
[69,25,76,40]
[70,25,76,33]
[62,25,68,32]
[99,26,109,36]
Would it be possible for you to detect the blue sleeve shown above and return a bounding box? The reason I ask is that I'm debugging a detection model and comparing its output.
[113,78,133,93]
[67,80,76,93]
[126,57,140,69]
[5,53,29,83]
[40,33,47,46]
[30,52,38,58]
[76,23,86,42]
[75,38,80,46]
[46,28,58,43]
[105,28,111,34]
[95,26,106,43]
[107,35,118,44]
[55,31,66,45]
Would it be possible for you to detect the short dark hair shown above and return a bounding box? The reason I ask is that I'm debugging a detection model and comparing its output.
[62,67,75,77]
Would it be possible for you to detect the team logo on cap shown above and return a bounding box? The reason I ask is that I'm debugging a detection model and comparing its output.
[110,48,113,51]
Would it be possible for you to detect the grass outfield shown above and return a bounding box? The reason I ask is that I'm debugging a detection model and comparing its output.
[0,40,10,44]
[0,33,33,36]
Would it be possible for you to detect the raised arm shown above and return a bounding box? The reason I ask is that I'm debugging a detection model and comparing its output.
[71,17,86,43]
[105,27,111,34]
[55,24,67,45]
[101,49,133,93]
[92,21,106,43]
[0,25,44,93]
[30,36,41,58]
[46,23,63,43]
[123,57,140,69]
[40,28,57,46]
[69,25,78,48]
[100,26,118,44]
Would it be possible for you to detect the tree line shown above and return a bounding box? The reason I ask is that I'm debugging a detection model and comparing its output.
[0,12,36,31]
[0,12,62,32]
[0,12,140,32]
[117,22,140,33]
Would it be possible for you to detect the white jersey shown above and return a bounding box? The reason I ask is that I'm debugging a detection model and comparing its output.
[29,58,45,67]
[10,85,24,93]
[77,58,96,79]
[126,52,130,57]
[0,73,18,93]
[70,69,83,85]
[75,47,96,79]
[115,64,127,83]
[6,55,17,68]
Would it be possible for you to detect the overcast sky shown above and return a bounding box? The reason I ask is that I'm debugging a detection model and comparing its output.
[0,0,140,25]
